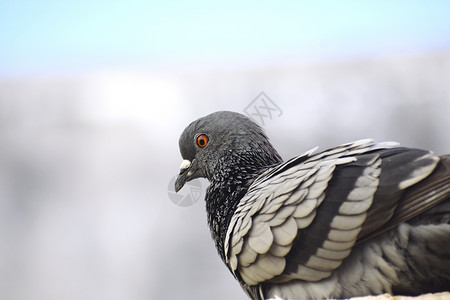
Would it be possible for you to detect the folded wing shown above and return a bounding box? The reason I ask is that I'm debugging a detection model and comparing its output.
[224,139,448,287]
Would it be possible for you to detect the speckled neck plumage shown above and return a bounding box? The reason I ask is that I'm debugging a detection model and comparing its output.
[205,148,282,262]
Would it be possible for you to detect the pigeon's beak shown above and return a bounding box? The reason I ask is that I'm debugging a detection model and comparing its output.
[175,159,192,192]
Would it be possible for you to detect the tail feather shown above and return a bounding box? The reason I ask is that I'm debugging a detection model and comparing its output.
[393,220,450,295]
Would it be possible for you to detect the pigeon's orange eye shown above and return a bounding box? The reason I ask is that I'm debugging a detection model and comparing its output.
[196,134,209,148]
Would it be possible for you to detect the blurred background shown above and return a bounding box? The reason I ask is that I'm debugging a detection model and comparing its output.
[1,1,450,299]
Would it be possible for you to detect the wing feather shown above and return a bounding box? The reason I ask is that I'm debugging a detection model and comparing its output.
[239,240,258,267]
[268,242,292,257]
[271,217,298,246]
[248,223,273,254]
[294,210,317,228]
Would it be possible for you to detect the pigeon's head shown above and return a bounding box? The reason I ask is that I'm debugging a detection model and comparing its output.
[175,111,282,192]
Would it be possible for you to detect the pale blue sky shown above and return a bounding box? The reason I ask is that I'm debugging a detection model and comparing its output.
[1,0,450,76]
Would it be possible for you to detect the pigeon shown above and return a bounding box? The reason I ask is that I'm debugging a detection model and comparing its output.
[174,111,450,300]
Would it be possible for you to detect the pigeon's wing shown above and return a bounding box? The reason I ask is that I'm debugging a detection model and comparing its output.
[224,139,447,287]
[357,152,450,242]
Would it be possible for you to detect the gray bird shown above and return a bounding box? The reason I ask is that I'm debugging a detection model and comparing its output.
[174,111,450,300]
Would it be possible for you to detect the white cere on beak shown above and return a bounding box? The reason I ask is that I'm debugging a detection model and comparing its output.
[180,159,191,171]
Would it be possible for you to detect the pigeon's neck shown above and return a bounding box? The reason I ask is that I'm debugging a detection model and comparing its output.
[205,148,282,262]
